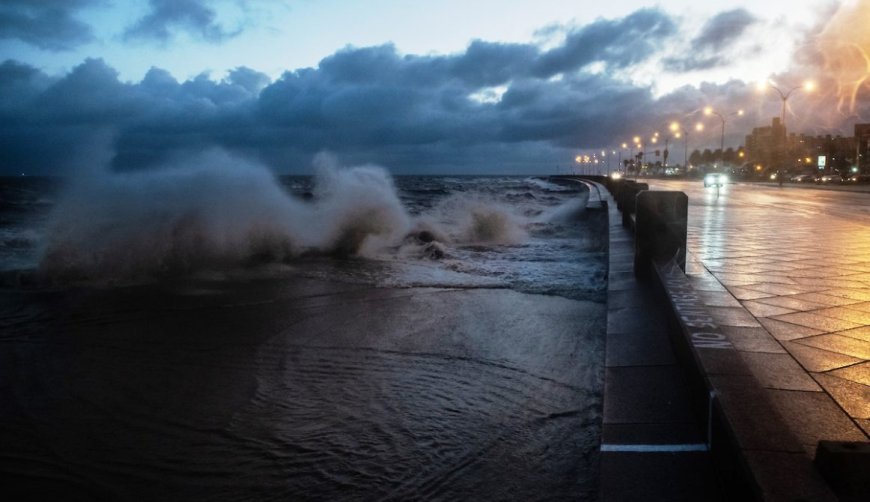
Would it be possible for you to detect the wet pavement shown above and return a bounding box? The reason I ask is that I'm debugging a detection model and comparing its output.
[655,180,869,441]
[617,179,870,500]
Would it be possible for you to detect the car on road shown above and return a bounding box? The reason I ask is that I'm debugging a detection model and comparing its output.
[703,172,728,187]
[817,172,843,183]
[790,174,814,183]
[849,174,870,183]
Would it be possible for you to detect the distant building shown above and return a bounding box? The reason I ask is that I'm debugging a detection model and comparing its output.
[745,118,860,174]
[856,124,870,169]
[744,118,786,172]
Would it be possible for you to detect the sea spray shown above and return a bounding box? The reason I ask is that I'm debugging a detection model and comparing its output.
[424,194,528,246]
[538,193,590,225]
[39,150,411,281]
[3,173,605,300]
[310,153,410,256]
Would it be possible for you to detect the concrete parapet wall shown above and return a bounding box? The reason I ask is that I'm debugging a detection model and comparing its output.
[634,191,687,278]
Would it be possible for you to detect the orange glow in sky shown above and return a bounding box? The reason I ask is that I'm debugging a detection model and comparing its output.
[817,0,870,115]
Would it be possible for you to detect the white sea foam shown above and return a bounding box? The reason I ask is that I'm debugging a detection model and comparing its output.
[417,194,528,246]
[523,177,573,192]
[39,150,411,281]
[537,192,590,225]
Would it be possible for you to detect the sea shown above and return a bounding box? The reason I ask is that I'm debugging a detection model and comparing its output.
[0,164,608,501]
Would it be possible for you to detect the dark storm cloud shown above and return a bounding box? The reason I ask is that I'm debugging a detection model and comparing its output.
[692,9,757,52]
[0,49,677,174]
[450,40,539,86]
[0,8,773,175]
[534,8,678,77]
[663,9,757,72]
[124,0,240,43]
[0,0,98,50]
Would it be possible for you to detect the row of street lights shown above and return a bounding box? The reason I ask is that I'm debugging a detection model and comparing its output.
[577,79,815,176]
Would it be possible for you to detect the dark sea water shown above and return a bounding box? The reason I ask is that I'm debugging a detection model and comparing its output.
[0,168,607,501]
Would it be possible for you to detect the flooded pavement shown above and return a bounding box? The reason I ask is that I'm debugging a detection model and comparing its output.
[0,273,605,501]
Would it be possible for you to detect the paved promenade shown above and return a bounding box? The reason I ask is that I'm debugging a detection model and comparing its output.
[677,182,869,447]
[598,179,869,500]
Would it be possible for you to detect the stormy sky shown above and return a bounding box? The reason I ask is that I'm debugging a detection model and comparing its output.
[1,0,867,175]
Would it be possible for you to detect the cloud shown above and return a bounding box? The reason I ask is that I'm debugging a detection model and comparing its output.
[692,9,757,52]
[0,7,857,175]
[124,0,240,43]
[534,8,678,77]
[450,40,539,86]
[662,55,725,73]
[663,9,758,72]
[0,49,675,174]
[0,0,98,50]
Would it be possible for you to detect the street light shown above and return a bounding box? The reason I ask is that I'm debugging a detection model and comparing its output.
[758,80,815,130]
[670,121,690,170]
[633,137,643,180]
[632,136,642,178]
[616,143,630,171]
[704,106,744,156]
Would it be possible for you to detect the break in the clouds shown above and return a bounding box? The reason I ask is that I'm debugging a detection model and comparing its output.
[0,0,98,51]
[124,0,240,43]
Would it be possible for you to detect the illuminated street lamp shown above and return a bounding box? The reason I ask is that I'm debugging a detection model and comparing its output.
[670,121,690,169]
[633,136,643,180]
[758,80,815,130]
[632,136,642,177]
[704,106,744,156]
[620,142,628,173]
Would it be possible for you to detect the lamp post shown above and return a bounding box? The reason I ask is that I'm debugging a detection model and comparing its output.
[631,136,643,181]
[704,107,743,167]
[620,143,628,174]
[670,122,689,170]
[759,80,815,130]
